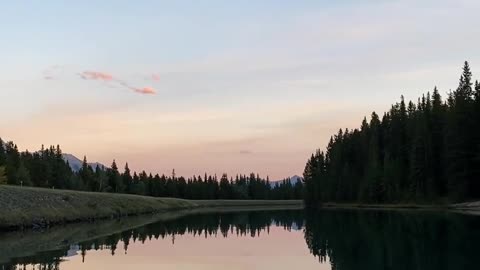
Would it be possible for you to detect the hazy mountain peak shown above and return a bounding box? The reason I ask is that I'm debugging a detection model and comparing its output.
[62,153,105,172]
[270,175,303,187]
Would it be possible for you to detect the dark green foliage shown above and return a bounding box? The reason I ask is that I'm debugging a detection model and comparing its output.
[0,138,8,185]
[0,138,301,200]
[79,156,94,191]
[304,61,480,206]
[0,137,6,166]
[107,160,124,193]
[122,163,133,193]
[14,162,31,186]
[0,166,6,185]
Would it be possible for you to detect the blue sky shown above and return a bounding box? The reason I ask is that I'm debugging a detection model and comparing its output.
[1,0,480,179]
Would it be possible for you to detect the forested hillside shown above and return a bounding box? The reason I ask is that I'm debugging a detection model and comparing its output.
[304,62,480,205]
[0,140,302,200]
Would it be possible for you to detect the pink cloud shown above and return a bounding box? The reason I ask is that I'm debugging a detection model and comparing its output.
[133,87,156,95]
[118,81,157,95]
[151,74,161,81]
[78,70,156,95]
[80,71,113,81]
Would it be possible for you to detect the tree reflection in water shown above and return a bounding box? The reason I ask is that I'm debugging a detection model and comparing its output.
[2,209,480,270]
[1,210,304,270]
[304,209,480,270]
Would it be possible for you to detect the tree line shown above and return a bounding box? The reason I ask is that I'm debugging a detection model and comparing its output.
[0,140,303,200]
[304,61,480,206]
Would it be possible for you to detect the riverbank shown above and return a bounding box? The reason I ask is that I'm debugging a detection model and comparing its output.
[317,201,480,215]
[320,202,443,210]
[0,185,303,230]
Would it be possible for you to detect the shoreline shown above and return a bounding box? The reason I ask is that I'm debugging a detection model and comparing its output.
[0,185,303,231]
[315,201,480,215]
[2,185,479,232]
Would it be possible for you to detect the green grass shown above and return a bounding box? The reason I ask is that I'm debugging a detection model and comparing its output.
[0,185,302,230]
[0,214,165,264]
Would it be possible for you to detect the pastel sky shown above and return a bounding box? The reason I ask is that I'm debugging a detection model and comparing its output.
[1,0,480,179]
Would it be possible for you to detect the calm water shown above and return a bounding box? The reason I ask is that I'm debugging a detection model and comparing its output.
[1,209,479,270]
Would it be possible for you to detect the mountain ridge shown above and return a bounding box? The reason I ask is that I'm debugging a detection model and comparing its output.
[270,175,303,187]
[62,153,105,172]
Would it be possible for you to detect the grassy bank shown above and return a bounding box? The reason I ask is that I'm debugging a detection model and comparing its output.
[0,214,168,265]
[0,185,303,230]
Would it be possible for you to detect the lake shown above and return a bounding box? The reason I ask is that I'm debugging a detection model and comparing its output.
[1,209,479,270]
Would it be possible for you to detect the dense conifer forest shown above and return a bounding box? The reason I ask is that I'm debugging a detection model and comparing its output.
[0,140,302,200]
[303,62,480,205]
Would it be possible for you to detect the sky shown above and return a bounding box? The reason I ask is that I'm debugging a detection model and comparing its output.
[1,0,480,179]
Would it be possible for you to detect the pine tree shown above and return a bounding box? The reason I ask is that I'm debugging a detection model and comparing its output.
[123,163,133,193]
[0,166,6,185]
[13,162,32,186]
[365,112,385,202]
[0,137,5,166]
[0,138,6,185]
[430,87,447,196]
[94,165,108,192]
[107,160,124,193]
[472,80,480,197]
[219,174,231,199]
[446,61,476,200]
[79,156,94,191]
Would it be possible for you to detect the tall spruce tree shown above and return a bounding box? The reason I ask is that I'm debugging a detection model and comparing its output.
[0,137,5,166]
[123,163,133,193]
[446,61,475,199]
[107,160,124,193]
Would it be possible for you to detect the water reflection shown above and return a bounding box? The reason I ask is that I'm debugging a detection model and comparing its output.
[304,209,480,270]
[1,209,479,270]
[1,210,305,270]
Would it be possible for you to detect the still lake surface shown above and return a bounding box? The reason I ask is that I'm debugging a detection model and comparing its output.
[1,209,479,270]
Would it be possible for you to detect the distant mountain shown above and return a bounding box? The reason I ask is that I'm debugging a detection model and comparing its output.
[66,245,80,258]
[270,175,303,187]
[63,153,105,172]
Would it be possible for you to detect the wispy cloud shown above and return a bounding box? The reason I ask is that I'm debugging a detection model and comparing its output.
[118,81,157,95]
[151,74,160,82]
[133,87,156,95]
[78,70,156,95]
[80,71,113,81]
